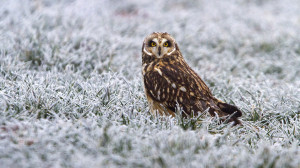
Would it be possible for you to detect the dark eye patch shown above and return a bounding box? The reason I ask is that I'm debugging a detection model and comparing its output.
[164,41,171,47]
[148,40,156,47]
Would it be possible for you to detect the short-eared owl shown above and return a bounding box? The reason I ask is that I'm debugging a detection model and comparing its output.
[142,32,242,125]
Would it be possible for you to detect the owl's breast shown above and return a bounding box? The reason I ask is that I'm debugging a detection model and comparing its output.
[143,63,175,102]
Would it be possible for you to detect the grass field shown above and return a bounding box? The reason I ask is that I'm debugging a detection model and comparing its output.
[0,0,299,167]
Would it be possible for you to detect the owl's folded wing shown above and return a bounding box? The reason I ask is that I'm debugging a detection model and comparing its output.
[143,61,215,116]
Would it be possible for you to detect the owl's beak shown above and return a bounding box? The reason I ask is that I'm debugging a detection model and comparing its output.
[158,46,161,56]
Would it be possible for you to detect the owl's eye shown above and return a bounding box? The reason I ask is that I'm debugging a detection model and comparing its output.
[163,41,170,47]
[150,41,156,47]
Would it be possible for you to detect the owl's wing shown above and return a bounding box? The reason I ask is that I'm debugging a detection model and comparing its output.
[144,60,215,116]
[161,61,213,99]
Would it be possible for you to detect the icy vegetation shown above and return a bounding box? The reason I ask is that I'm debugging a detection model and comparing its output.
[0,0,299,167]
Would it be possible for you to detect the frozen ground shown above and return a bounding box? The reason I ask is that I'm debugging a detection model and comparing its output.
[0,0,299,167]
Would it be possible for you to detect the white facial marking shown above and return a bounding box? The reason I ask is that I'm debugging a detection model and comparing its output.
[152,39,161,58]
[167,47,176,56]
[152,38,159,44]
[172,83,176,88]
[161,39,168,44]
[143,47,153,56]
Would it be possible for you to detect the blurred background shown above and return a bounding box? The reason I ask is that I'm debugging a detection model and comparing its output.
[1,0,300,81]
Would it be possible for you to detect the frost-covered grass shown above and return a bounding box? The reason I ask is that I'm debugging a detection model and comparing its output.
[0,0,299,167]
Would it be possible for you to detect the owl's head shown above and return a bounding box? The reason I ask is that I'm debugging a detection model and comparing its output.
[142,32,178,58]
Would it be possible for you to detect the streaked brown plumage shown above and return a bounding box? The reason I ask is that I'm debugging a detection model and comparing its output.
[142,32,242,125]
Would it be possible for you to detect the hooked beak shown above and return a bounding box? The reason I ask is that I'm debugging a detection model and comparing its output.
[158,46,161,56]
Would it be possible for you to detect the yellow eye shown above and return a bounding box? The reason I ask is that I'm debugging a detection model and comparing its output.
[151,42,156,47]
[163,42,169,47]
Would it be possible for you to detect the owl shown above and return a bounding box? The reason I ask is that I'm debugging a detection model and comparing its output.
[142,32,242,125]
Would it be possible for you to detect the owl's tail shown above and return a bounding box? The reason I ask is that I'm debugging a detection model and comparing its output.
[215,100,242,125]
